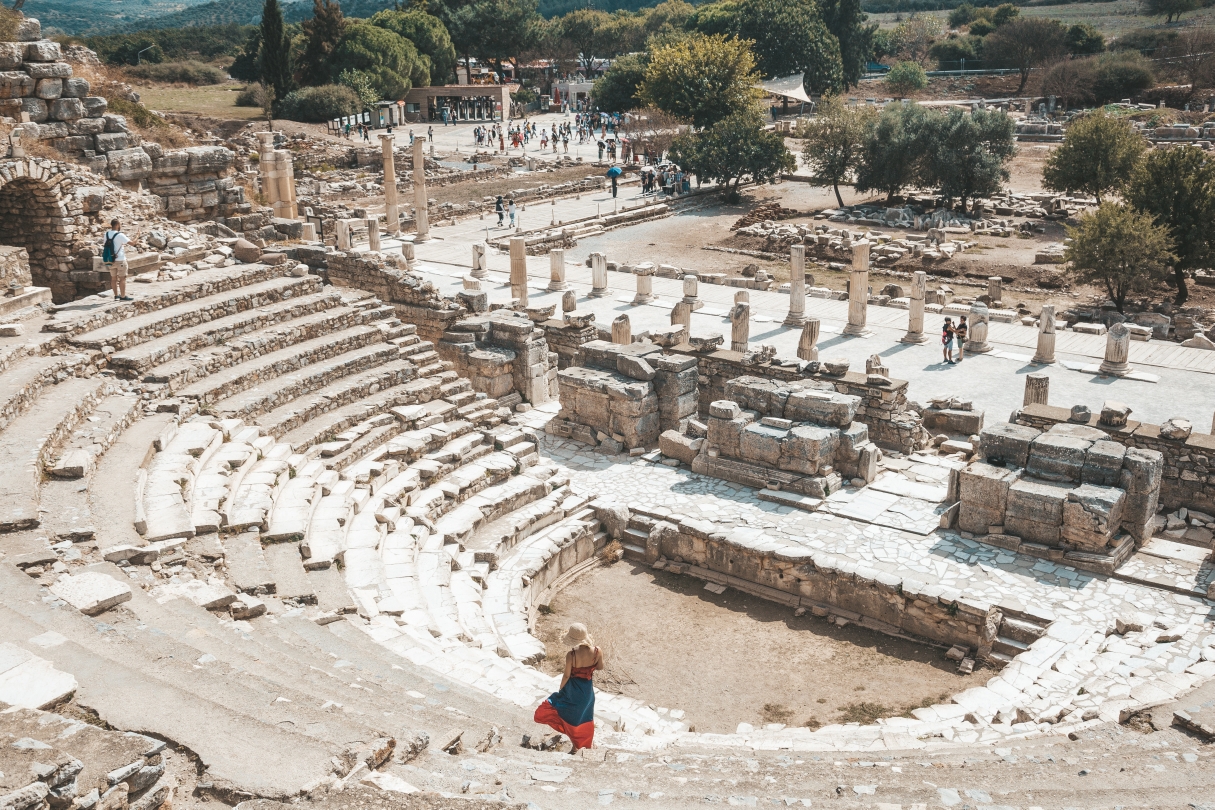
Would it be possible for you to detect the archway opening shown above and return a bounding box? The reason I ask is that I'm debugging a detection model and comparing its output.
[0,177,73,302]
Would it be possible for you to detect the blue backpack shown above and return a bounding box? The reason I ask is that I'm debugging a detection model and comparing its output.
[102,231,116,264]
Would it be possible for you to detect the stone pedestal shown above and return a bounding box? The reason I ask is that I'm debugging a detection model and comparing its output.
[548,249,568,291]
[842,240,871,336]
[562,290,577,313]
[400,241,415,270]
[257,132,298,221]
[784,244,808,326]
[1032,305,1056,365]
[682,273,703,310]
[900,270,929,344]
[471,243,488,278]
[731,301,750,353]
[633,263,655,305]
[612,314,631,344]
[380,134,399,235]
[335,218,355,251]
[671,301,692,333]
[301,222,317,242]
[798,318,820,361]
[1023,373,1049,406]
[987,276,1003,303]
[509,237,528,306]
[1099,323,1133,376]
[589,252,609,297]
[366,219,380,252]
[412,137,429,242]
[964,302,992,353]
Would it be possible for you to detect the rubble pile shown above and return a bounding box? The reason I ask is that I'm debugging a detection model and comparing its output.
[734,220,973,266]
[730,201,801,231]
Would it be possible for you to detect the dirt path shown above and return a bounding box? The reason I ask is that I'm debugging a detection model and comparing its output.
[535,562,984,734]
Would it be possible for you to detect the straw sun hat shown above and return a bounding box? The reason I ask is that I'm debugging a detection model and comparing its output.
[561,623,594,648]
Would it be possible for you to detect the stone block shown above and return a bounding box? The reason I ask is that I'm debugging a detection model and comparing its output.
[780,425,839,475]
[978,422,1042,467]
[574,389,610,425]
[153,152,189,175]
[784,389,859,427]
[106,147,153,181]
[94,131,132,152]
[48,97,84,121]
[654,368,697,398]
[49,572,132,616]
[724,376,795,418]
[740,423,787,467]
[1120,447,1164,494]
[1082,440,1125,487]
[1100,401,1131,427]
[20,97,47,122]
[959,503,1004,536]
[35,78,62,99]
[82,96,107,117]
[0,70,32,98]
[707,415,747,458]
[655,355,698,372]
[617,354,655,381]
[103,113,129,133]
[63,77,90,98]
[835,422,870,463]
[153,579,238,610]
[67,116,106,136]
[185,145,234,173]
[1005,478,1073,537]
[709,400,741,420]
[660,430,702,464]
[0,42,21,69]
[1061,484,1125,551]
[232,238,261,263]
[923,407,984,435]
[960,462,1019,511]
[25,61,72,79]
[1026,433,1093,483]
[24,40,62,62]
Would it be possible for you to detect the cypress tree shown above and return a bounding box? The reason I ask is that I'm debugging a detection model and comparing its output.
[260,0,294,102]
[301,0,346,86]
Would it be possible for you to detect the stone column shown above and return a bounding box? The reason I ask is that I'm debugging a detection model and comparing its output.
[562,290,577,313]
[798,318,820,361]
[589,252,609,297]
[671,301,692,333]
[548,249,567,291]
[335,219,353,250]
[1033,305,1056,364]
[1023,373,1049,406]
[301,222,317,242]
[964,302,993,353]
[734,290,749,305]
[412,136,429,242]
[987,276,1002,304]
[682,273,703,310]
[842,240,871,337]
[1099,323,1132,376]
[366,218,381,252]
[900,270,928,344]
[275,150,298,220]
[731,301,750,353]
[471,243,488,278]
[380,134,400,235]
[400,241,415,269]
[633,262,655,305]
[612,314,631,344]
[509,236,528,306]
[256,133,279,211]
[784,244,808,327]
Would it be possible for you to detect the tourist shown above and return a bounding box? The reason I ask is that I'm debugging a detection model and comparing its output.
[102,219,131,301]
[941,317,955,364]
[495,195,505,228]
[954,315,968,363]
[508,198,517,229]
[533,623,603,752]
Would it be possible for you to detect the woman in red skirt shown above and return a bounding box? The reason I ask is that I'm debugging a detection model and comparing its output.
[534,623,604,751]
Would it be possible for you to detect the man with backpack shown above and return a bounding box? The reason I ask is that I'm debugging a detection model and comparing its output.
[102,219,131,301]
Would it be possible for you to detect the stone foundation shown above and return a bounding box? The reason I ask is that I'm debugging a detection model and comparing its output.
[439,312,559,404]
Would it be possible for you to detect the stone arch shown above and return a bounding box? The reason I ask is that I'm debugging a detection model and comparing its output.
[0,159,85,303]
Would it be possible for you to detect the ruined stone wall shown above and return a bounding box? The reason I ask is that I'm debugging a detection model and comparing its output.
[1013,403,1215,514]
[684,350,929,455]
[643,517,996,651]
[0,244,29,287]
[325,250,464,342]
[438,312,558,405]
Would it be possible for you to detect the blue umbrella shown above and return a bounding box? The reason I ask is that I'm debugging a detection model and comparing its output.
[605,166,622,178]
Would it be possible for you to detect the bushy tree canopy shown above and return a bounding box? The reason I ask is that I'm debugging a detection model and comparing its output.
[797,95,878,207]
[328,20,425,99]
[1042,111,1144,202]
[670,106,795,197]
[918,107,1015,208]
[370,9,458,85]
[299,0,345,86]
[983,17,1067,93]
[593,53,649,114]
[854,101,930,201]
[885,60,927,96]
[1065,203,1175,313]
[640,33,761,129]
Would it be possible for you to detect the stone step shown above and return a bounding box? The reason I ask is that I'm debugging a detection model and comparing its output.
[324,423,402,472]
[1000,615,1049,645]
[140,422,223,542]
[264,472,323,543]
[276,374,446,453]
[993,634,1031,657]
[43,263,296,337]
[68,275,321,353]
[263,541,318,605]
[91,412,178,554]
[208,342,404,420]
[190,438,256,534]
[0,564,341,798]
[106,290,343,377]
[0,376,111,533]
[225,450,292,532]
[0,352,93,434]
[306,565,356,614]
[254,359,419,439]
[224,529,276,595]
[49,391,142,479]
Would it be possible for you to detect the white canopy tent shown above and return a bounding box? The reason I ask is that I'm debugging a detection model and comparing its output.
[760,73,813,104]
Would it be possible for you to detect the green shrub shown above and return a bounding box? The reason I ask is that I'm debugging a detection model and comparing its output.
[126,61,227,85]
[885,61,928,96]
[276,84,361,123]
[1090,51,1155,104]
[105,97,170,131]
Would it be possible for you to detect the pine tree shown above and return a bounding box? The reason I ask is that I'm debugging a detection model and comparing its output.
[300,0,346,86]
[260,0,294,102]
